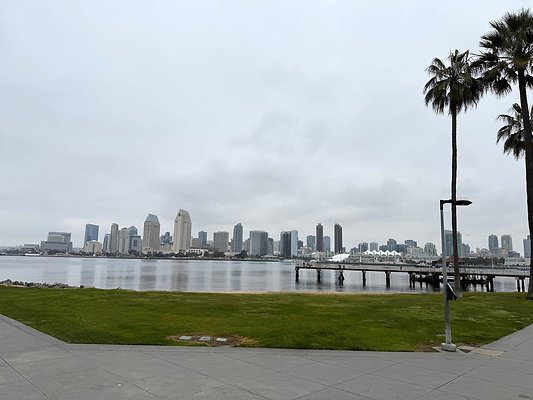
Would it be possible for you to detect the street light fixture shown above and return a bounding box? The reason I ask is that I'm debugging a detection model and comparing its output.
[439,198,472,352]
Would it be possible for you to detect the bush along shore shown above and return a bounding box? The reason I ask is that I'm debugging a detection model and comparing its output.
[0,279,83,289]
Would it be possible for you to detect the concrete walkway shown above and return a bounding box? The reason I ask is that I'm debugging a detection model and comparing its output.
[0,315,532,400]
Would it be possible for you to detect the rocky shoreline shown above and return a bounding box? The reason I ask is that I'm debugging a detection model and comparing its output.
[0,279,83,289]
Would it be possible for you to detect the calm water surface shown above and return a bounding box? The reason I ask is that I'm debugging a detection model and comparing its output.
[0,256,521,293]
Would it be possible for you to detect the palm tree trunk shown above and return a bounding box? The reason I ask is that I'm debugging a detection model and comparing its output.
[450,107,462,296]
[517,71,533,299]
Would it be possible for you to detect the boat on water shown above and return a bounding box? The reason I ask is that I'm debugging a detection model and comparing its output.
[24,253,40,257]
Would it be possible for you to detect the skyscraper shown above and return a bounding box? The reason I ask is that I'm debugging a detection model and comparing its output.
[232,223,243,253]
[488,234,499,252]
[109,223,119,254]
[424,242,437,256]
[173,209,192,252]
[369,242,379,251]
[316,223,324,252]
[213,231,229,252]
[198,231,207,248]
[387,238,397,252]
[84,224,99,246]
[280,231,291,258]
[444,230,463,257]
[306,235,315,251]
[524,235,531,258]
[404,239,417,248]
[324,236,331,252]
[249,231,268,256]
[501,234,513,251]
[142,214,161,252]
[102,234,110,253]
[359,242,369,252]
[290,230,298,257]
[334,223,342,254]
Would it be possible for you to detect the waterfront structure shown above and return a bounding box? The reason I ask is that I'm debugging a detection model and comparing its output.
[369,242,379,251]
[142,214,161,252]
[84,224,99,246]
[83,240,102,254]
[213,231,229,252]
[444,230,463,257]
[524,235,531,258]
[501,235,513,252]
[198,231,208,248]
[306,235,315,251]
[173,210,192,252]
[316,224,324,252]
[232,223,243,253]
[387,239,397,252]
[488,234,499,253]
[324,236,331,252]
[109,223,119,253]
[334,224,342,254]
[41,232,72,253]
[249,231,268,256]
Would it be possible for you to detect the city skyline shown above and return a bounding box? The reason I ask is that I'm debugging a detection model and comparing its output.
[0,1,529,250]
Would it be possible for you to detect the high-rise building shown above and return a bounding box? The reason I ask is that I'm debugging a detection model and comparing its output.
[213,231,229,252]
[198,231,207,248]
[160,232,172,245]
[290,230,298,257]
[488,234,499,252]
[249,231,268,256]
[316,223,324,252]
[232,223,243,253]
[404,239,417,248]
[109,223,119,254]
[444,230,463,258]
[424,242,437,256]
[102,234,110,253]
[524,235,531,258]
[387,238,397,252]
[359,242,369,253]
[142,214,161,252]
[369,242,379,251]
[324,236,331,252]
[462,243,471,256]
[118,226,138,254]
[84,224,99,246]
[334,223,342,254]
[501,235,513,251]
[306,235,315,251]
[267,238,274,255]
[280,231,291,258]
[173,209,192,252]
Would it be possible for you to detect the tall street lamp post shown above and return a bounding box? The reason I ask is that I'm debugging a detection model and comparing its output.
[439,199,472,352]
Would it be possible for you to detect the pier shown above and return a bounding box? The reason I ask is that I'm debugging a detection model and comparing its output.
[295,260,530,292]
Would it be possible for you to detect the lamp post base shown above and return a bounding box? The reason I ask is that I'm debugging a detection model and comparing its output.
[441,342,457,352]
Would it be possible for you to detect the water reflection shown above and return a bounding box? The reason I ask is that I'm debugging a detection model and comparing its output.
[0,256,528,294]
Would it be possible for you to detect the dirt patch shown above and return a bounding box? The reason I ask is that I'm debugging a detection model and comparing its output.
[167,334,260,347]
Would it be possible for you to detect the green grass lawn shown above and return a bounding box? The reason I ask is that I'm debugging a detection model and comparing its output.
[0,286,531,351]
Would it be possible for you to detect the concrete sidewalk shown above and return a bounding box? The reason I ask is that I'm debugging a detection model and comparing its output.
[0,315,532,400]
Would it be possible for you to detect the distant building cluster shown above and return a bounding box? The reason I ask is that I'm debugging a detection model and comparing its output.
[13,213,529,264]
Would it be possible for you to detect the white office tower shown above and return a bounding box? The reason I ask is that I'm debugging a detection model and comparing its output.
[173,209,192,252]
[142,214,161,252]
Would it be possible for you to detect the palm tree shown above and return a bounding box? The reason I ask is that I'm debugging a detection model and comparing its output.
[476,9,533,299]
[497,103,533,159]
[424,50,483,296]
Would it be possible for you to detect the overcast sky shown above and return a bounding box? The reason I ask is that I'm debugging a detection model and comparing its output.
[0,1,530,251]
